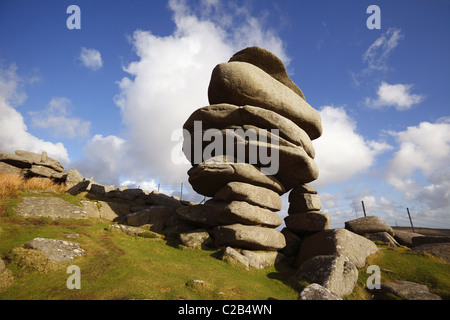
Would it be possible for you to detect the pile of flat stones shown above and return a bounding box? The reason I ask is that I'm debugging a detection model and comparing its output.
[178,47,328,264]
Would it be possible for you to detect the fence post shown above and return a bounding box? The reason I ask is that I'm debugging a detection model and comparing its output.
[407,208,415,232]
[180,182,183,200]
[361,200,367,217]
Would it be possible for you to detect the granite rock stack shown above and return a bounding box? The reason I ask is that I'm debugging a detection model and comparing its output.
[178,47,328,265]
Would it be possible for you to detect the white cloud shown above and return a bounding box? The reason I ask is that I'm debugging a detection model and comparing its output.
[362,28,403,74]
[79,47,103,71]
[364,82,425,111]
[104,0,291,185]
[385,118,450,209]
[29,97,91,139]
[0,63,69,166]
[351,28,403,86]
[75,134,128,185]
[311,106,392,187]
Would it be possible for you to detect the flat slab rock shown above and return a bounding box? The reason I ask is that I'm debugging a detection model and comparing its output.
[15,197,88,219]
[24,238,85,262]
[412,243,450,263]
[372,280,441,300]
[213,224,286,251]
[345,216,394,236]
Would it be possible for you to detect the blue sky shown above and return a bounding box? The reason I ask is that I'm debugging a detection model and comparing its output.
[0,0,449,229]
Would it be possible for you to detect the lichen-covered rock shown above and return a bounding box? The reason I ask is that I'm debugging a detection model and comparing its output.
[188,160,286,196]
[213,224,286,251]
[296,228,378,268]
[284,211,330,236]
[214,182,282,211]
[298,283,342,300]
[24,238,85,262]
[371,280,441,300]
[208,61,322,140]
[345,216,394,236]
[15,197,88,219]
[296,255,358,297]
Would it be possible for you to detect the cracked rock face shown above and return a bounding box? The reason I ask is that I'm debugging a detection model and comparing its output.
[296,254,358,297]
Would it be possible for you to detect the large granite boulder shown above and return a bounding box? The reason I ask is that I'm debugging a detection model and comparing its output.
[208,61,322,140]
[296,228,378,268]
[212,224,286,251]
[296,254,358,297]
[213,182,282,211]
[187,160,285,197]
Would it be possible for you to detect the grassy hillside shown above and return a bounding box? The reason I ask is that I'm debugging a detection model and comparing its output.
[0,190,301,300]
[0,175,448,300]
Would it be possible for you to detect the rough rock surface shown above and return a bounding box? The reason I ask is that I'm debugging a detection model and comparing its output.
[179,229,212,248]
[298,283,342,300]
[15,197,88,219]
[366,232,400,247]
[296,254,358,297]
[24,238,85,262]
[188,160,285,197]
[345,216,394,236]
[208,61,322,140]
[288,193,322,213]
[228,47,306,100]
[214,182,282,211]
[371,280,441,300]
[241,250,282,269]
[411,243,450,263]
[284,211,330,236]
[393,230,424,248]
[212,224,286,251]
[205,200,282,228]
[183,104,316,159]
[296,228,378,268]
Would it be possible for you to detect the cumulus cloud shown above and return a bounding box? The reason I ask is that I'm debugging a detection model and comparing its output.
[101,0,291,185]
[0,63,69,165]
[385,118,450,209]
[74,134,128,185]
[79,47,103,71]
[364,82,425,111]
[29,97,91,139]
[311,106,392,188]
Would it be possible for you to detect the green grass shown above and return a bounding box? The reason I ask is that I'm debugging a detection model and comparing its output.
[2,191,449,300]
[0,195,299,300]
[346,245,450,300]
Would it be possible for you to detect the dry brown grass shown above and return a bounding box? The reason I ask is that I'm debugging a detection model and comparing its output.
[0,173,66,198]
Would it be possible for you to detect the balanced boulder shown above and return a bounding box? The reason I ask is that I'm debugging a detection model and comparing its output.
[208,61,322,140]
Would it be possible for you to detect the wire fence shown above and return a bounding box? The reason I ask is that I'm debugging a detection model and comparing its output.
[323,200,450,230]
[138,182,208,204]
[138,182,450,230]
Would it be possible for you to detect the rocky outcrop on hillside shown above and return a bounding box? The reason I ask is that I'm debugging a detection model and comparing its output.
[179,46,331,265]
